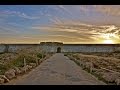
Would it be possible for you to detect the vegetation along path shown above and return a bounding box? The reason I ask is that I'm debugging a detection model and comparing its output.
[5,53,105,85]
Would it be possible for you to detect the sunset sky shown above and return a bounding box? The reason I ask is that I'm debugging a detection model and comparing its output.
[0,5,120,44]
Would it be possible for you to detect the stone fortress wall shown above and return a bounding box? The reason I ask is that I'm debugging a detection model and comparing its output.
[0,44,40,53]
[0,42,120,53]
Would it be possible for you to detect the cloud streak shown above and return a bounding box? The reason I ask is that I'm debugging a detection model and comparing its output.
[0,10,40,19]
[31,20,120,43]
[58,5,73,16]
[93,5,120,16]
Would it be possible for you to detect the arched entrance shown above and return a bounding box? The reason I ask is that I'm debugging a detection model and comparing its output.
[57,47,61,53]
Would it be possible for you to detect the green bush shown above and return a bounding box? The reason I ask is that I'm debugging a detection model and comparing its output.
[37,53,46,59]
[0,64,9,75]
[64,54,68,56]
[24,55,36,64]
[11,56,24,67]
[10,55,37,67]
[37,53,42,58]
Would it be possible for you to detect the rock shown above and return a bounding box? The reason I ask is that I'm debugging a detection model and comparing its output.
[26,65,33,70]
[5,69,16,80]
[116,65,120,69]
[115,79,120,85]
[20,66,29,73]
[85,62,94,72]
[13,67,21,75]
[35,60,39,66]
[20,65,33,73]
[44,56,48,59]
[93,69,105,76]
[107,66,113,70]
[19,68,25,74]
[29,63,36,68]
[0,75,10,82]
[92,68,99,72]
[44,56,48,60]
[0,78,5,84]
[68,55,75,60]
[39,60,43,64]
[77,60,85,67]
[102,72,120,83]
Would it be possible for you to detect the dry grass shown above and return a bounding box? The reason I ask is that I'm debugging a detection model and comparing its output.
[81,52,120,59]
[65,52,120,85]
[0,47,50,75]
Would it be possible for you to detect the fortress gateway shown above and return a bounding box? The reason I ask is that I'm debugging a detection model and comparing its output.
[0,42,120,53]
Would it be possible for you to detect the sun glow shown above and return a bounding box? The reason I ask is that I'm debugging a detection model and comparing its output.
[103,39,114,44]
[99,33,119,44]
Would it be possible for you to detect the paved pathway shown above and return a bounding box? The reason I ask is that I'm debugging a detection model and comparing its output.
[6,53,105,85]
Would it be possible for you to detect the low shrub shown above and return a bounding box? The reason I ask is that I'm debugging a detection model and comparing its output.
[0,64,9,75]
[10,57,24,67]
[37,53,46,59]
[64,54,68,56]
